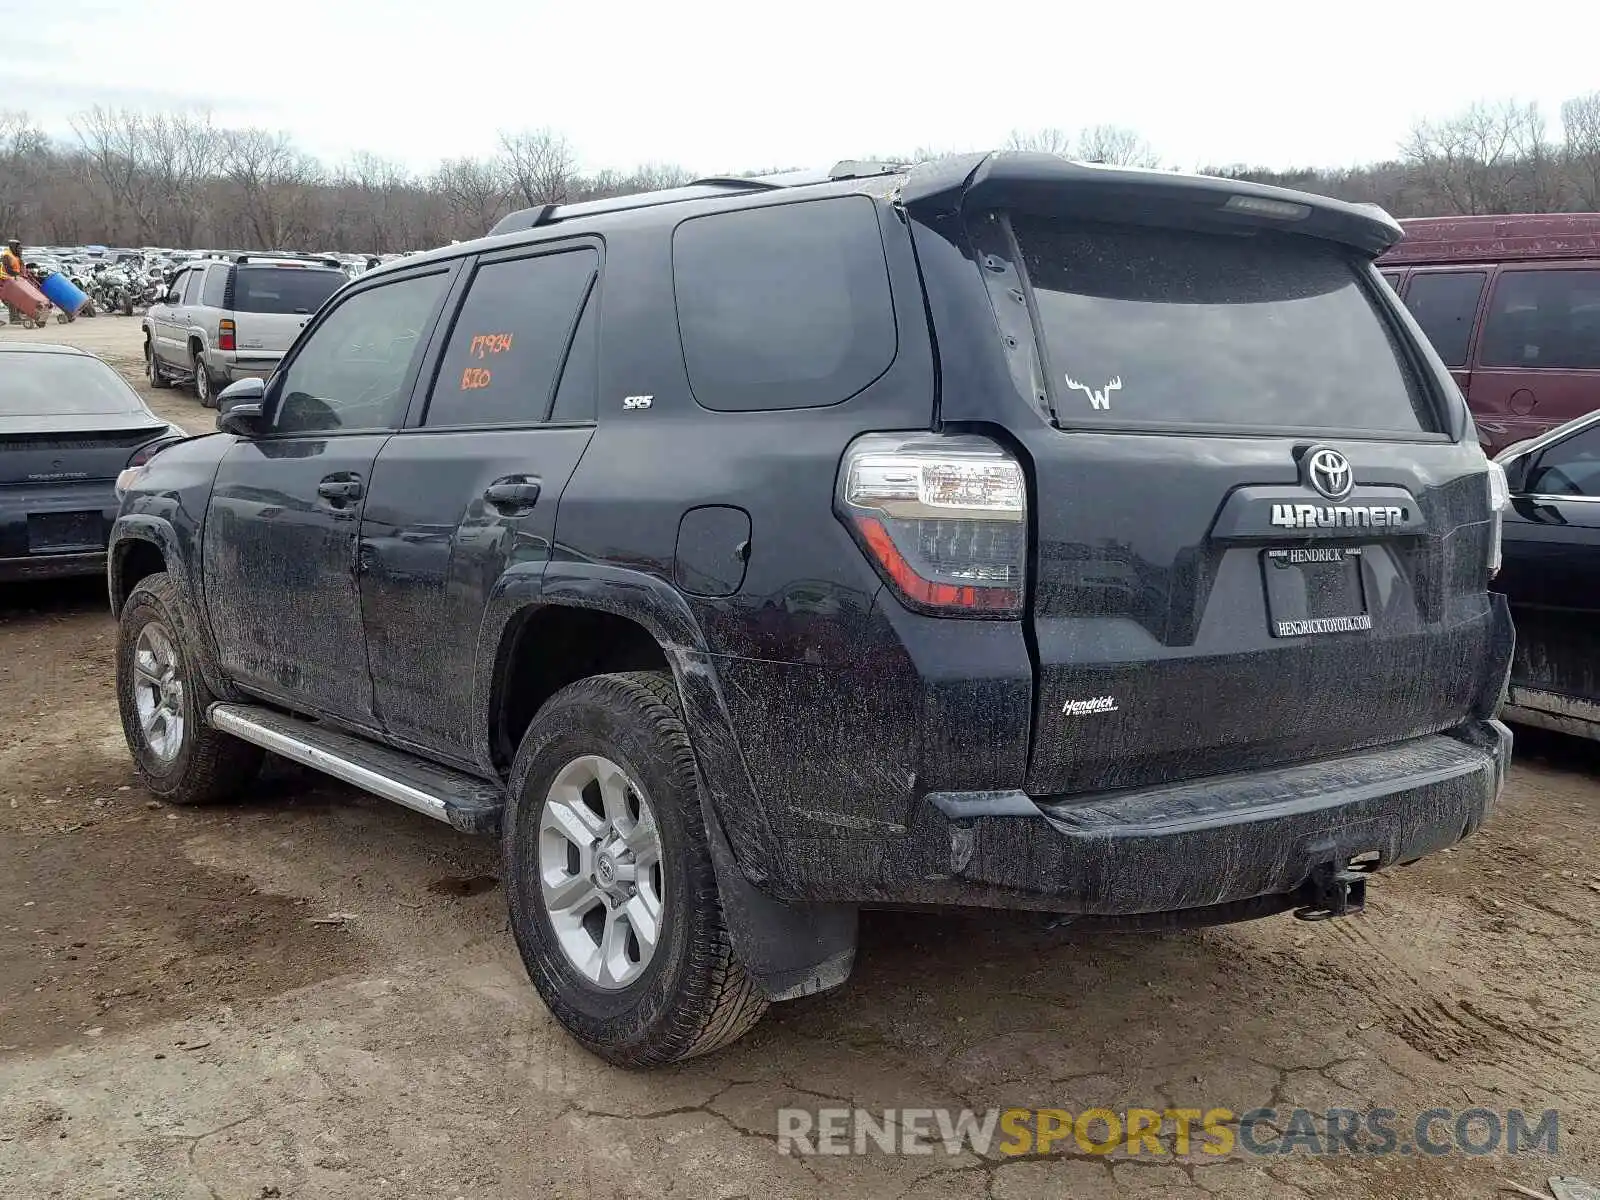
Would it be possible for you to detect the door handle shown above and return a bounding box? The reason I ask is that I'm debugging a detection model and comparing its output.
[318,478,363,502]
[483,478,541,510]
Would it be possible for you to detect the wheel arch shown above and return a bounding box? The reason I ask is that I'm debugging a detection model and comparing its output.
[480,562,858,1002]
[475,562,781,884]
[109,516,238,704]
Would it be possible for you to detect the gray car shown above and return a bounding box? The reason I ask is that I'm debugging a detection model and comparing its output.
[142,255,348,407]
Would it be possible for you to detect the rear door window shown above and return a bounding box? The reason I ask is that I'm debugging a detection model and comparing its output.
[1014,217,1434,434]
[423,247,598,427]
[1402,271,1486,367]
[181,269,204,304]
[673,196,897,411]
[1479,269,1600,369]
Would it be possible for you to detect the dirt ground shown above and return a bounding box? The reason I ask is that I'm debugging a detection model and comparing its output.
[1,318,1597,1199]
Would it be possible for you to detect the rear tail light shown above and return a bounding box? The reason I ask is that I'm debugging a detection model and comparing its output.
[218,318,236,351]
[1485,461,1509,578]
[836,433,1027,617]
[116,433,184,500]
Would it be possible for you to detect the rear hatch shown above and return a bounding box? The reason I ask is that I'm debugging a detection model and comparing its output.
[227,266,345,356]
[907,157,1503,797]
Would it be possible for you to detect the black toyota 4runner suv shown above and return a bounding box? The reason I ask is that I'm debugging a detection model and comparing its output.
[109,153,1515,1066]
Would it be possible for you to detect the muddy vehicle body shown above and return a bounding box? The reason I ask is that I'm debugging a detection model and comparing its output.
[109,154,1514,1064]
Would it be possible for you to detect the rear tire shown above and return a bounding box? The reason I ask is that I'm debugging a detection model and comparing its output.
[191,351,215,407]
[116,572,263,804]
[503,671,768,1066]
[145,341,172,389]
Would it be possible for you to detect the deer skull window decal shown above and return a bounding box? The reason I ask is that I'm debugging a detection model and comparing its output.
[1063,373,1122,412]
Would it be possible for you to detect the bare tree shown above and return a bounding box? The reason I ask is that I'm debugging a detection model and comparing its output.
[1403,99,1551,214]
[72,107,163,241]
[340,152,416,251]
[0,111,52,238]
[1562,92,1600,209]
[143,110,223,245]
[1007,127,1075,155]
[219,128,324,249]
[16,92,1600,253]
[1007,125,1159,167]
[432,156,508,238]
[499,129,578,207]
[1075,125,1160,168]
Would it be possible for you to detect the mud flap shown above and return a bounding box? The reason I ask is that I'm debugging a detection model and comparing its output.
[699,790,858,1002]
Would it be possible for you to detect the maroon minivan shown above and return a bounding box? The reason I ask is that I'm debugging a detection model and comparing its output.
[1379,214,1600,454]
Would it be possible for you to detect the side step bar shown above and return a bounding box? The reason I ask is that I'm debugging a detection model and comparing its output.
[208,702,504,834]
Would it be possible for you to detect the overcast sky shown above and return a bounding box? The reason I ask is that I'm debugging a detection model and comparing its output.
[5,0,1595,176]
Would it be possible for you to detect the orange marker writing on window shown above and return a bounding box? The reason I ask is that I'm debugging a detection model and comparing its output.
[461,367,493,390]
[469,333,514,359]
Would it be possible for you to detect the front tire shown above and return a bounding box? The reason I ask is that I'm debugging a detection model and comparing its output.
[116,573,263,804]
[503,671,767,1066]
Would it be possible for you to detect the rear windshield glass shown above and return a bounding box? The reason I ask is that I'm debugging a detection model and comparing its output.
[233,267,344,314]
[1014,218,1433,433]
[0,353,146,417]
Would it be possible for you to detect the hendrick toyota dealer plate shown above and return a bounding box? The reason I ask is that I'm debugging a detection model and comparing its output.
[1262,546,1370,638]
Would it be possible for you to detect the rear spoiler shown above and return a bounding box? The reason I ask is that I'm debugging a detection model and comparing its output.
[900,152,1403,258]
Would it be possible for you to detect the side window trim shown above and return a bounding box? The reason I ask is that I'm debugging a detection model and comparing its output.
[260,263,458,439]
[410,238,603,431]
[546,271,601,423]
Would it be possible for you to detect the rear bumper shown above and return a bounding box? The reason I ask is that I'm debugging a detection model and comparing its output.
[0,549,106,582]
[209,351,282,382]
[785,719,1510,917]
[0,482,117,582]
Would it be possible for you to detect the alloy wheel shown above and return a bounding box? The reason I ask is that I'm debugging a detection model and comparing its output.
[132,622,186,763]
[537,754,665,990]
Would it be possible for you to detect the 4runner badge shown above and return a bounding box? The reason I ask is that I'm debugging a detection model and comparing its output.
[1062,695,1118,717]
[622,394,653,410]
[1063,373,1122,411]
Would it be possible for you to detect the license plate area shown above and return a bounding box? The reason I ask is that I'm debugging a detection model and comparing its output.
[1262,547,1370,638]
[28,511,104,554]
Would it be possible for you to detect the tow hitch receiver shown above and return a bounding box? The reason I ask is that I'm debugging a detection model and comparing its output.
[1292,857,1374,922]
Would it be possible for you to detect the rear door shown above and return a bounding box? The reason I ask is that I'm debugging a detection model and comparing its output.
[358,242,600,760]
[1498,419,1600,713]
[1470,263,1600,451]
[936,211,1499,798]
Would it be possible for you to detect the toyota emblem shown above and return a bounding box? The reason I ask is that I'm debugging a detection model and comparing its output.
[1304,447,1354,501]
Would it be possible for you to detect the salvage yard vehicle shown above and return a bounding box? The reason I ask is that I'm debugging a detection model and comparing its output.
[110,153,1514,1067]
[1494,411,1600,740]
[1379,213,1600,455]
[142,254,347,407]
[1,344,183,581]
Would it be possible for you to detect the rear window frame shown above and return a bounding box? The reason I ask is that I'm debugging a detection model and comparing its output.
[996,211,1453,443]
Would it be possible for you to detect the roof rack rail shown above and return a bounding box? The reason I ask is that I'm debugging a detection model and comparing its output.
[484,163,905,239]
[235,252,342,269]
[827,160,908,180]
[686,175,787,191]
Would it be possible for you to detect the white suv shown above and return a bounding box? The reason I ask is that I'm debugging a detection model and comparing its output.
[142,255,347,407]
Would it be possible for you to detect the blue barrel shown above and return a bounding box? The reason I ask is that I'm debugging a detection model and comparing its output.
[40,272,89,316]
